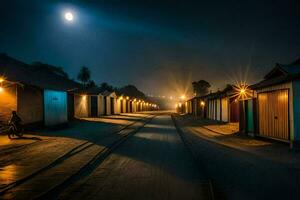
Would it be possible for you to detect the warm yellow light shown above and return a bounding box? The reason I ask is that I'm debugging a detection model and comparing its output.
[126,96,129,100]
[82,95,87,100]
[181,95,186,100]
[0,86,3,92]
[0,77,4,83]
[119,96,123,100]
[178,103,182,107]
[200,101,205,106]
[232,82,251,100]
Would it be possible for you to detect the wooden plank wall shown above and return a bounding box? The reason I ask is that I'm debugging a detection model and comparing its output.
[258,89,289,140]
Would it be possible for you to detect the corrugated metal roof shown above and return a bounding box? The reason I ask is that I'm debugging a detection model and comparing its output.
[0,54,81,91]
[251,59,300,89]
[74,87,105,95]
[280,64,300,75]
[101,90,116,97]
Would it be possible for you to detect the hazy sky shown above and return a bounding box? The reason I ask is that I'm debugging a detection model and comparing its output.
[0,0,299,98]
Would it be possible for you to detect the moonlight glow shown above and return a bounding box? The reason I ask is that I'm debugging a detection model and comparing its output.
[64,12,74,21]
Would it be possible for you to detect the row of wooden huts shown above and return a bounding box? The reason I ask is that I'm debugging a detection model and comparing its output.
[0,54,157,127]
[182,58,300,148]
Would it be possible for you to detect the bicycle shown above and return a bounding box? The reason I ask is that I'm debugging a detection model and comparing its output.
[0,120,24,139]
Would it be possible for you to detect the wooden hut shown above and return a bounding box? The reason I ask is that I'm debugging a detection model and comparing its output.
[101,91,118,115]
[74,87,105,118]
[186,96,206,118]
[247,59,300,147]
[0,54,80,126]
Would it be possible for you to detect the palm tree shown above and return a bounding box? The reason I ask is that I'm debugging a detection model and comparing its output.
[77,66,91,86]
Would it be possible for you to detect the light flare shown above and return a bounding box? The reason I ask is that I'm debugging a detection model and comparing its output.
[231,82,252,100]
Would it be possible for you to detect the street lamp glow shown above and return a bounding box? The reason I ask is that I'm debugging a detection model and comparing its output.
[180,95,186,100]
[0,77,4,83]
[65,12,74,21]
[0,86,4,92]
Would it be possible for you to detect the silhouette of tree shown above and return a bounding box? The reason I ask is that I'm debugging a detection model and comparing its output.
[192,80,211,96]
[31,62,69,78]
[99,82,114,92]
[86,80,96,88]
[117,85,146,99]
[77,66,91,86]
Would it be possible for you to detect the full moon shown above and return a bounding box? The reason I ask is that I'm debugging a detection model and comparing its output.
[64,12,74,21]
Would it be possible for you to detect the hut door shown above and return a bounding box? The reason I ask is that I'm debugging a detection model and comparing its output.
[120,100,123,113]
[258,90,289,140]
[126,101,130,113]
[246,99,254,133]
[44,90,67,126]
[110,97,114,115]
[130,101,133,113]
[230,99,240,122]
[104,97,107,115]
[91,96,98,117]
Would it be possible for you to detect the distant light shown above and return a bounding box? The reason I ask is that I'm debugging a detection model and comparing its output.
[180,95,186,100]
[200,101,205,106]
[0,86,4,92]
[126,96,129,100]
[65,12,74,21]
[82,95,87,100]
[0,77,4,83]
[240,89,245,94]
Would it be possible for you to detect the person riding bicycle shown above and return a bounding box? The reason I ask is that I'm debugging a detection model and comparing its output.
[9,111,22,132]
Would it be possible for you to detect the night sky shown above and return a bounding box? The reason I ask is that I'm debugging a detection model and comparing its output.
[0,0,300,98]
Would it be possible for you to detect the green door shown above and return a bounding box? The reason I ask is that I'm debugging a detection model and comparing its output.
[246,100,254,133]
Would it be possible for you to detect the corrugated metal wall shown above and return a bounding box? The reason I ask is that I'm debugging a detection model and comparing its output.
[44,90,67,126]
[221,97,229,122]
[18,86,44,124]
[216,99,221,121]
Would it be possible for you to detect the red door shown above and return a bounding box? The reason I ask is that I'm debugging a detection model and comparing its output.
[230,100,240,122]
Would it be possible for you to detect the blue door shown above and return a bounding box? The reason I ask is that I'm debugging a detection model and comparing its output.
[44,90,67,126]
